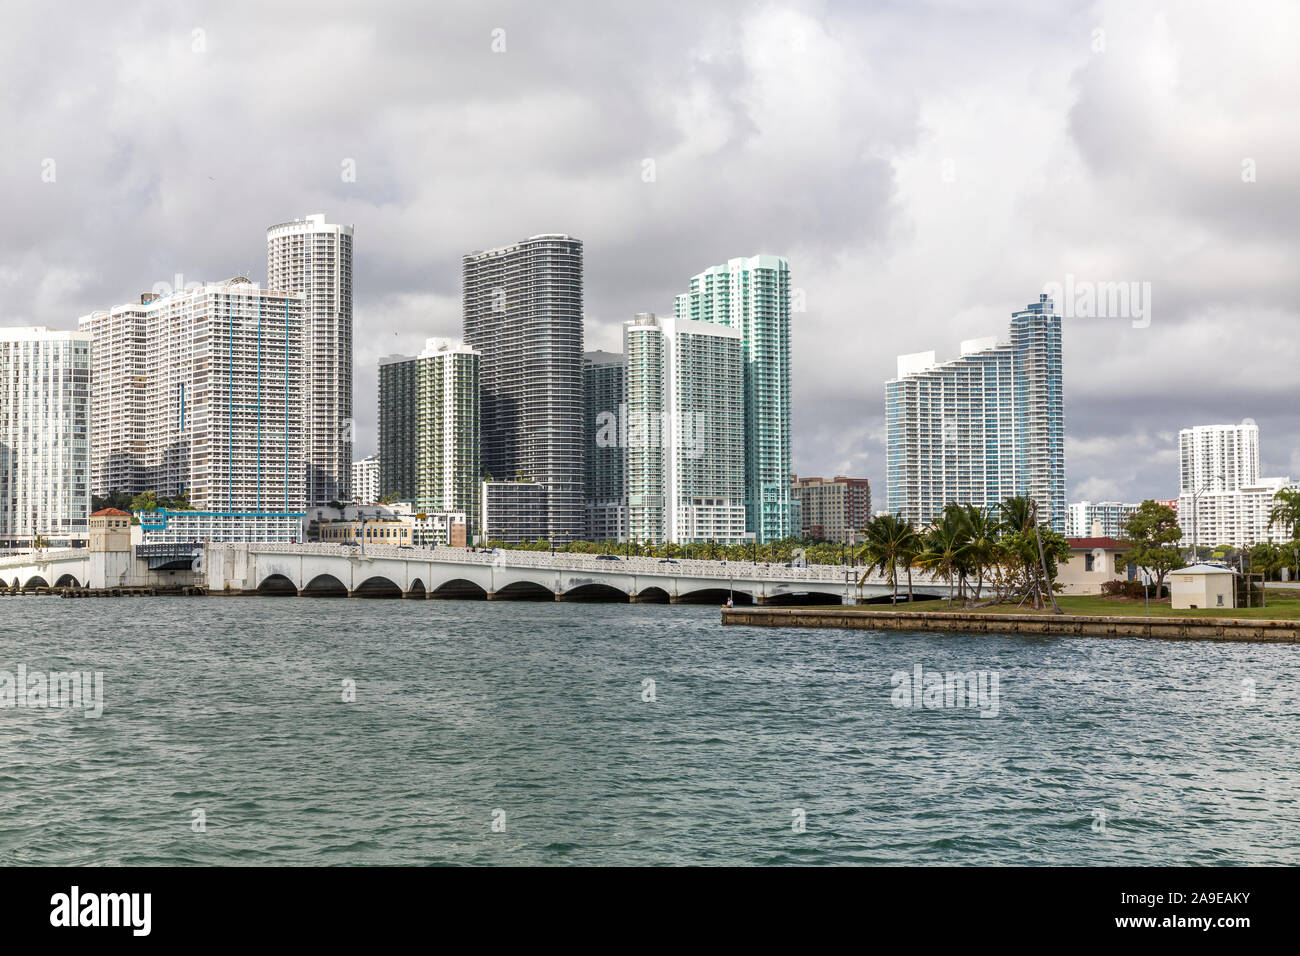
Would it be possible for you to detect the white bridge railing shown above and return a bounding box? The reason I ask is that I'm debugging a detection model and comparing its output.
[208,542,889,587]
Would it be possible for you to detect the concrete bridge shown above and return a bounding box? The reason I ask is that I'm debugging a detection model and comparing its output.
[0,544,199,593]
[203,543,947,605]
[1,542,947,604]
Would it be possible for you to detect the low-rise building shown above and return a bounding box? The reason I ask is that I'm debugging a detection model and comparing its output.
[791,474,871,544]
[481,481,549,545]
[1067,501,1147,539]
[137,510,305,544]
[307,501,467,548]
[352,455,380,504]
[1169,564,1237,610]
[1057,536,1133,595]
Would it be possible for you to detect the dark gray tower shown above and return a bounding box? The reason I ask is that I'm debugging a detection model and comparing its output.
[463,235,585,542]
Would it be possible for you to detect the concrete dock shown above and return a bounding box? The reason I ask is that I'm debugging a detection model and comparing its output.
[722,605,1300,643]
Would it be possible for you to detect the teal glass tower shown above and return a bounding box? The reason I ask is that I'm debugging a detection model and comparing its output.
[675,255,792,544]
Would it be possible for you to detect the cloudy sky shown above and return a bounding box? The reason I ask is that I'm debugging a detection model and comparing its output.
[2,0,1296,504]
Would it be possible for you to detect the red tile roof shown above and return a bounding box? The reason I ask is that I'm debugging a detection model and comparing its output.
[1066,536,1127,550]
[90,508,132,517]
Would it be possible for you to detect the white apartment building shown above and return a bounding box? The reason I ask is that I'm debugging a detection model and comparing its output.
[624,312,746,545]
[138,510,305,544]
[1176,420,1294,548]
[352,454,380,504]
[1067,500,1143,539]
[79,278,306,513]
[1179,420,1259,496]
[886,295,1066,532]
[267,214,355,505]
[0,327,92,550]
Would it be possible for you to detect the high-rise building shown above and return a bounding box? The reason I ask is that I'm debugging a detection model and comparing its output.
[0,328,91,550]
[1176,419,1294,548]
[352,454,380,504]
[80,279,306,512]
[583,350,626,542]
[266,214,354,505]
[463,234,584,543]
[624,312,746,545]
[377,338,481,534]
[886,293,1065,531]
[378,353,418,504]
[675,255,792,543]
[790,474,872,544]
[1178,420,1260,496]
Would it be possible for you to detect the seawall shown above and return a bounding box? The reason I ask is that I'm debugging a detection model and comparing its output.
[721,606,1300,643]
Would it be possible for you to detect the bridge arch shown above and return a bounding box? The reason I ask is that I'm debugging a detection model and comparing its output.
[562,582,630,603]
[257,573,298,596]
[761,591,843,607]
[406,578,426,598]
[22,575,50,590]
[54,574,81,588]
[633,585,670,604]
[301,573,348,597]
[676,587,753,605]
[490,581,555,601]
[352,576,403,599]
[428,578,488,600]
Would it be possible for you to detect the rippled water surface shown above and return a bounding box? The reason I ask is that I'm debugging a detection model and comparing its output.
[1,596,1297,865]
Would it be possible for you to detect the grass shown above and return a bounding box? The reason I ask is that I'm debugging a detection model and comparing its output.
[862,590,1300,621]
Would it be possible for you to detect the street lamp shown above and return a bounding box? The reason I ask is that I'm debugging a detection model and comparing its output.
[1190,474,1226,564]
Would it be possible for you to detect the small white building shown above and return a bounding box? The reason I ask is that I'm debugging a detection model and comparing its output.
[1168,564,1237,610]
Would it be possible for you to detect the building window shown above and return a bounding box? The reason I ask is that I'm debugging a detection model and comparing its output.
[1084,553,1095,572]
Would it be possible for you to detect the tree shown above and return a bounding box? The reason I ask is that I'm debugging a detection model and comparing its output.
[996,496,1066,611]
[956,503,1002,601]
[1121,499,1184,596]
[1268,488,1300,540]
[130,490,158,513]
[917,515,969,607]
[856,514,920,603]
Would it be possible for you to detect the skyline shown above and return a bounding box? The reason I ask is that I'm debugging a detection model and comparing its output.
[2,1,1297,504]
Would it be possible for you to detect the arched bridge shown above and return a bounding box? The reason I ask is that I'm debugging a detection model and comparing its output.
[205,543,947,605]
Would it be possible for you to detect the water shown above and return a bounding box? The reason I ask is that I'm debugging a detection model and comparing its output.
[1,596,1297,865]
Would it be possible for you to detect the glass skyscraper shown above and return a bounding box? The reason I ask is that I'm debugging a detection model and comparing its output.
[583,350,627,542]
[463,234,585,543]
[675,255,792,544]
[624,313,746,545]
[377,338,481,535]
[885,293,1065,531]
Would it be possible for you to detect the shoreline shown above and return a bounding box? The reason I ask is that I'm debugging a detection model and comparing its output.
[721,605,1300,643]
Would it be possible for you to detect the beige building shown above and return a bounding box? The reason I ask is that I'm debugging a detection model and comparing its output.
[1169,564,1237,610]
[1057,536,1131,595]
[88,508,133,552]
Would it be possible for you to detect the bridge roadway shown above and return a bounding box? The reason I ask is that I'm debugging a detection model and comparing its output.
[204,543,945,604]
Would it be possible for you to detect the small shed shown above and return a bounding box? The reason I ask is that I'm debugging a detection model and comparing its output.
[1168,564,1237,610]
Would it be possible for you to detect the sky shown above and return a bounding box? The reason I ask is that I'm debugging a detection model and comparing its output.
[1,0,1296,505]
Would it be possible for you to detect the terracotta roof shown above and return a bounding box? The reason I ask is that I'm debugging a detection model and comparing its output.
[89,508,132,517]
[1066,536,1128,550]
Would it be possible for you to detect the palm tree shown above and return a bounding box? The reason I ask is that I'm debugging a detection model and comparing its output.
[857,515,917,603]
[996,495,1061,612]
[959,504,1002,601]
[1269,488,1300,540]
[917,517,968,607]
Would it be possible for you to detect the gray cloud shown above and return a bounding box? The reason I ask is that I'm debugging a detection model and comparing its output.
[1,0,1295,506]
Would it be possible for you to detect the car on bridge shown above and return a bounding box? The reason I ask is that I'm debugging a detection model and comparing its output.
[596,554,621,561]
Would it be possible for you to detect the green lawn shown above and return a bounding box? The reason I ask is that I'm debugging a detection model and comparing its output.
[894,590,1300,620]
